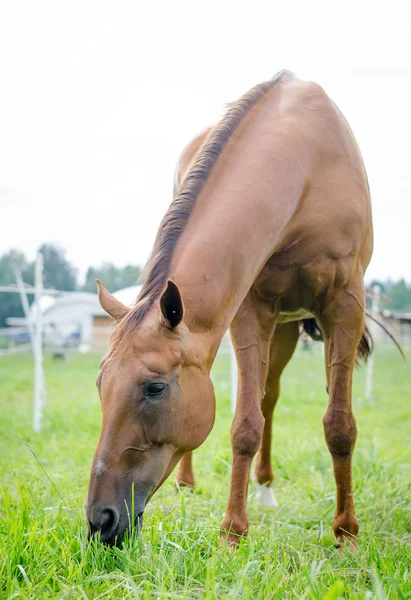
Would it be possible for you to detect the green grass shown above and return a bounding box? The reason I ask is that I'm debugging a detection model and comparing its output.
[0,343,410,599]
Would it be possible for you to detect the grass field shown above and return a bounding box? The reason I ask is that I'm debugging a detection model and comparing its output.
[0,343,410,599]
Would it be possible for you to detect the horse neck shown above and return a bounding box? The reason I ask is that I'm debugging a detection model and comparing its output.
[168,128,308,354]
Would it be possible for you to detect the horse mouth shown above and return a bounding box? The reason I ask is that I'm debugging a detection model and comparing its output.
[88,511,145,547]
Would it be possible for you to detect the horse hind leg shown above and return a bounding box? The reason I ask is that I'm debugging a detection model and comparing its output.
[317,282,366,548]
[176,451,195,488]
[253,321,299,508]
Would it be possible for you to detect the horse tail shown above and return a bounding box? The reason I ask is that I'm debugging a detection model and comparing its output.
[301,318,373,364]
[301,318,323,342]
[364,311,405,360]
[302,313,405,363]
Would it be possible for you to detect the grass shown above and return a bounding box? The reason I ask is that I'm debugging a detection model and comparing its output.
[0,343,410,599]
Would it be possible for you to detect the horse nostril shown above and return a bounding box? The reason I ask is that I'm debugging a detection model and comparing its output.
[89,505,120,543]
[100,506,119,538]
[101,509,114,530]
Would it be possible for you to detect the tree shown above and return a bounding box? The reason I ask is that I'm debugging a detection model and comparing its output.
[0,249,30,327]
[24,244,77,291]
[371,279,411,312]
[82,263,141,293]
[385,279,411,311]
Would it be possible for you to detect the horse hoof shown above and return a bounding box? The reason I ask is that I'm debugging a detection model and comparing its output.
[335,535,358,555]
[175,477,195,490]
[252,474,279,508]
[255,483,279,508]
[219,530,245,548]
[220,516,248,548]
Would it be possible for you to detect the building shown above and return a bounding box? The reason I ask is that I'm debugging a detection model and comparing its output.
[92,285,142,348]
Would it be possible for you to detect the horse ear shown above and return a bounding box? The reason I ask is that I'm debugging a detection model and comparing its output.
[96,279,129,322]
[160,280,184,329]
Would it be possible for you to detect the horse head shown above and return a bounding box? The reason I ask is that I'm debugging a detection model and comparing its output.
[85,280,215,545]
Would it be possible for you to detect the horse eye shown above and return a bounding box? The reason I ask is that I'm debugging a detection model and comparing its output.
[146,382,167,397]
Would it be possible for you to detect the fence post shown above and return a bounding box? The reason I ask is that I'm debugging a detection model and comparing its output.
[14,266,35,349]
[365,284,381,400]
[33,252,45,431]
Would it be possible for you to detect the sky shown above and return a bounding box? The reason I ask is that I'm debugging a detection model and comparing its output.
[0,0,410,284]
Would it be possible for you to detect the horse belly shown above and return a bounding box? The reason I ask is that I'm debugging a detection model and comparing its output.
[278,309,314,324]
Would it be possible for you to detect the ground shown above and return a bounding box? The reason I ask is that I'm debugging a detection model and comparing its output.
[0,343,410,599]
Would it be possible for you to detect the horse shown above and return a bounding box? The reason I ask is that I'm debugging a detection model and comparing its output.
[86,70,373,548]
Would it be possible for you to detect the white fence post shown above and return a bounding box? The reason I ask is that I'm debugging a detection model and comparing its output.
[365,284,381,400]
[33,252,45,431]
[14,266,35,348]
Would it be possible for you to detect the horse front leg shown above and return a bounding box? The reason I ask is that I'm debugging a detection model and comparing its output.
[220,294,276,545]
[317,283,366,549]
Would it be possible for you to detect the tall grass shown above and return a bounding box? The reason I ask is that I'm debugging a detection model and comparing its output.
[0,344,410,598]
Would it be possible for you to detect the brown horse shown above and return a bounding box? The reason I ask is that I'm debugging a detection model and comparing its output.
[86,70,372,548]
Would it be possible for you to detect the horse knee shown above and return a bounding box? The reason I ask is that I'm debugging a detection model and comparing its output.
[323,408,357,457]
[231,412,264,456]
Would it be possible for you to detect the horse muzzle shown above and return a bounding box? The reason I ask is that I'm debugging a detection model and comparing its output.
[87,503,144,546]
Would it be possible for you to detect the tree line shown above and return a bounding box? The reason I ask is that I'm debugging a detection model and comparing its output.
[370,279,411,313]
[0,244,410,328]
[0,244,141,327]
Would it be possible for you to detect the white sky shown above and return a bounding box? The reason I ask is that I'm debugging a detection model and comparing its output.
[0,0,410,284]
